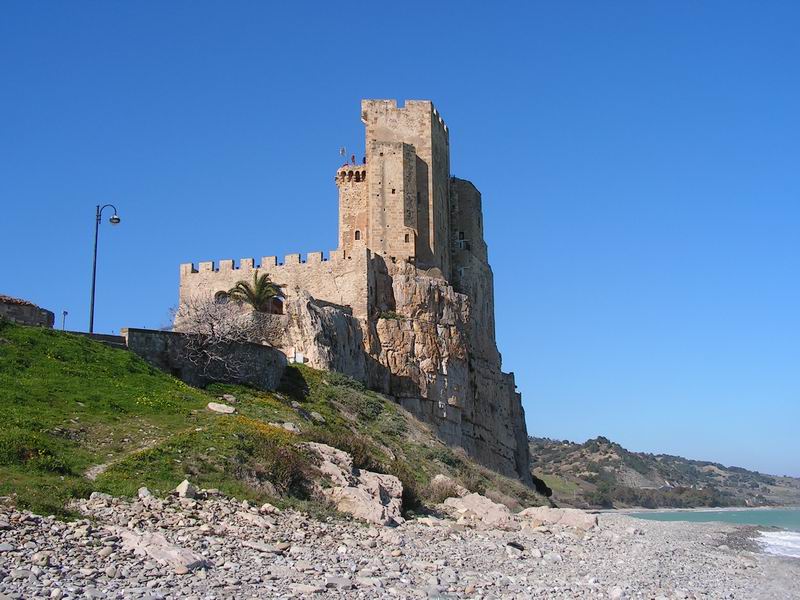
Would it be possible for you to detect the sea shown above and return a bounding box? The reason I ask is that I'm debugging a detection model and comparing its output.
[629,507,800,558]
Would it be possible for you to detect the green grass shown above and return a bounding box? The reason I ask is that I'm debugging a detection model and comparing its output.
[0,321,543,516]
[535,472,580,495]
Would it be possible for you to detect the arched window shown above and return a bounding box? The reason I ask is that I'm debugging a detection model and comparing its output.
[354,230,361,241]
[214,291,229,304]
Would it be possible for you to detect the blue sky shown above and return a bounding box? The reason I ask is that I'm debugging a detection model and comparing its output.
[2,2,798,476]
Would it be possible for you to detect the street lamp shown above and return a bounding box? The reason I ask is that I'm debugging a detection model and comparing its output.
[89,204,121,333]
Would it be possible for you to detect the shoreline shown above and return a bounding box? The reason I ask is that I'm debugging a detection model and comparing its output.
[2,494,800,598]
[604,505,800,514]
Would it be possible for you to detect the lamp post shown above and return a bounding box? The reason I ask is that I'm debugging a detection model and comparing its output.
[89,204,121,333]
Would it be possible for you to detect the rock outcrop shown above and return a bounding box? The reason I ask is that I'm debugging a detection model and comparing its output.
[441,493,517,531]
[260,259,532,485]
[305,442,403,526]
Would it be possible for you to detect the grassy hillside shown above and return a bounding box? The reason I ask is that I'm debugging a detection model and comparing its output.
[530,436,800,509]
[0,321,541,516]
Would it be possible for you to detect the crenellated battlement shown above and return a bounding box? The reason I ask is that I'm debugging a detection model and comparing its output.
[335,165,367,185]
[172,99,529,483]
[361,99,448,135]
[179,249,370,278]
[179,247,374,320]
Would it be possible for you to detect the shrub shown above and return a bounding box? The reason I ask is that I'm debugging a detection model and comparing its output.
[385,460,423,513]
[424,477,462,504]
[485,488,521,511]
[460,469,487,495]
[327,371,366,392]
[424,445,465,469]
[236,422,315,498]
[379,311,403,320]
[305,429,381,473]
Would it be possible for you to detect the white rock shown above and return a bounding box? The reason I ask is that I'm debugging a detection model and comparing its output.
[114,528,207,572]
[207,402,236,414]
[259,502,281,514]
[175,479,198,499]
[518,506,598,531]
[137,486,152,499]
[442,493,517,530]
[304,442,404,526]
[543,552,563,563]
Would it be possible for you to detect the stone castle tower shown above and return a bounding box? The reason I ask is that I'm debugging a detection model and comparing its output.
[178,100,530,483]
[337,100,498,356]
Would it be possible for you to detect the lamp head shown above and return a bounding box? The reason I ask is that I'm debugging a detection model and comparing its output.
[109,214,121,225]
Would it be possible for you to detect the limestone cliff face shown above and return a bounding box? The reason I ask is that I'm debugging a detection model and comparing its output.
[270,259,532,484]
[258,291,367,383]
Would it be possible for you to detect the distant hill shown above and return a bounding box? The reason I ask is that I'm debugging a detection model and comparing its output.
[530,436,800,509]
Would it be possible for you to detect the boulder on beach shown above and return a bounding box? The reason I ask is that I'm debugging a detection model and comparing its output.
[442,492,518,530]
[304,442,403,526]
[518,506,598,531]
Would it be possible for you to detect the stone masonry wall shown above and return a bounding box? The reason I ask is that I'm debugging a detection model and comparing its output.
[366,140,417,262]
[362,99,451,275]
[336,165,369,253]
[174,99,532,484]
[179,248,373,320]
[122,327,286,391]
[0,296,54,328]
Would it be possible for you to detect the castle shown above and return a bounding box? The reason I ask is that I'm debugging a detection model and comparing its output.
[178,100,531,483]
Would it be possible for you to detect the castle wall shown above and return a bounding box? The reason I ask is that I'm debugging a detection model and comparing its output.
[361,100,451,277]
[179,248,373,321]
[450,178,488,263]
[450,178,497,363]
[174,99,533,484]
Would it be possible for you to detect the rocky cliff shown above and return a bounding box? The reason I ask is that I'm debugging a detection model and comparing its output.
[261,258,532,484]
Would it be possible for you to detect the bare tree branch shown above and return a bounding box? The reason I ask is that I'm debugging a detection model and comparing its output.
[172,296,265,383]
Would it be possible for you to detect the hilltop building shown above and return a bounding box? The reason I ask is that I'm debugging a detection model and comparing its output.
[177,100,531,482]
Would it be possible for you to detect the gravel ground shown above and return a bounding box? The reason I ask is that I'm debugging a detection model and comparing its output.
[0,492,798,600]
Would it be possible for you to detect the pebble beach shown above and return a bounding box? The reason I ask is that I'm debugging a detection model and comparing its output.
[1,491,798,600]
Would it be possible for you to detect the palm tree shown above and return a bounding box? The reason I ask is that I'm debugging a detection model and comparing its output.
[228,272,284,313]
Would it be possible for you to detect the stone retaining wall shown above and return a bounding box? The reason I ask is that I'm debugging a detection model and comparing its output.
[0,295,54,328]
[121,328,286,391]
